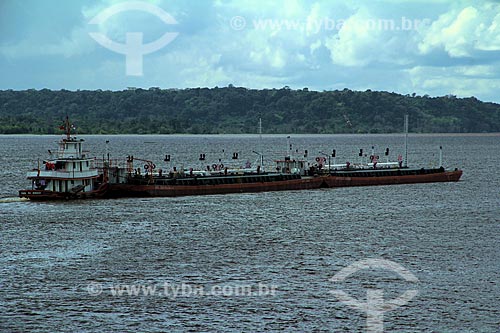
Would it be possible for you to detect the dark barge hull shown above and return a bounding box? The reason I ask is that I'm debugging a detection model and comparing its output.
[106,176,328,198]
[325,169,463,187]
[105,168,463,198]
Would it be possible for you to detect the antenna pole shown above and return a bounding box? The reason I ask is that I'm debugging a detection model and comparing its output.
[65,116,71,140]
[106,140,110,165]
[286,136,290,159]
[404,114,409,167]
[439,145,443,168]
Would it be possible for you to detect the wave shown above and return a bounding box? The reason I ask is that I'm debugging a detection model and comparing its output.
[0,197,29,203]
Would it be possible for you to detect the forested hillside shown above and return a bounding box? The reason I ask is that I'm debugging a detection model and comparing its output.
[0,87,499,134]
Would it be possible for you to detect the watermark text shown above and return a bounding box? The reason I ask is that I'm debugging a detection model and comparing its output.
[230,16,431,33]
[87,281,278,298]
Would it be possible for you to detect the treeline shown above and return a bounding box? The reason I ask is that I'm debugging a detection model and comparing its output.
[0,86,499,134]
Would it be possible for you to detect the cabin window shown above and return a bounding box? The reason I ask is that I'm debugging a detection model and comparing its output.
[73,162,76,169]
[71,180,74,185]
[86,161,89,167]
[80,162,82,172]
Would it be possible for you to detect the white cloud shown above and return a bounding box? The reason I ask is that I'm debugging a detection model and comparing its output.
[456,65,495,77]
[323,7,419,67]
[249,47,287,69]
[324,9,378,66]
[309,39,322,54]
[418,3,500,57]
[0,26,96,59]
[214,0,305,18]
[305,2,326,36]
[408,65,500,98]
[476,11,500,51]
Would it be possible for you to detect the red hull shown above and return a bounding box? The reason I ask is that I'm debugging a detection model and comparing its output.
[325,170,462,187]
[106,170,462,198]
[106,176,328,197]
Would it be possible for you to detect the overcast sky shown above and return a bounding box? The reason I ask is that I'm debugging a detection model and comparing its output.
[1,0,500,102]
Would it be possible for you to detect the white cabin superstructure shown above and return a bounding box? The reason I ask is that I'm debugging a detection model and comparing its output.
[275,158,309,175]
[19,117,107,200]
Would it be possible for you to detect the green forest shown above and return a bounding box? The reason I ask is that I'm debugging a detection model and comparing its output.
[0,87,499,134]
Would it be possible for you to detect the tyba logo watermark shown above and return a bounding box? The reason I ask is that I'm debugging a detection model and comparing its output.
[330,258,419,333]
[88,1,179,76]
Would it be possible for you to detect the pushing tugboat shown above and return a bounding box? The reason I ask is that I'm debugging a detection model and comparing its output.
[18,117,108,200]
[19,116,462,200]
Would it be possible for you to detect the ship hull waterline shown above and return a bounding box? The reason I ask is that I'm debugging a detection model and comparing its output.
[18,183,109,201]
[325,169,462,187]
[104,170,463,198]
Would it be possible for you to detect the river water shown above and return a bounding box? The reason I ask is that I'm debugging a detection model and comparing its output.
[0,134,498,332]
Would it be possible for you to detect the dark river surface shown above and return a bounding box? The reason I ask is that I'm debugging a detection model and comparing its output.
[0,134,498,332]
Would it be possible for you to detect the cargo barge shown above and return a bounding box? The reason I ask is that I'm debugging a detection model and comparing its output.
[19,117,462,200]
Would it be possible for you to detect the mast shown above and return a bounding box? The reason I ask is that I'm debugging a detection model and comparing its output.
[404,114,409,167]
[106,140,110,166]
[259,118,263,167]
[65,116,71,140]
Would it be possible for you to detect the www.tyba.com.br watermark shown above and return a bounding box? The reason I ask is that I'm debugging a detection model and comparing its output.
[230,16,431,33]
[86,281,278,298]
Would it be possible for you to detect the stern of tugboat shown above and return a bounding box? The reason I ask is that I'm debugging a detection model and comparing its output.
[18,189,67,200]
